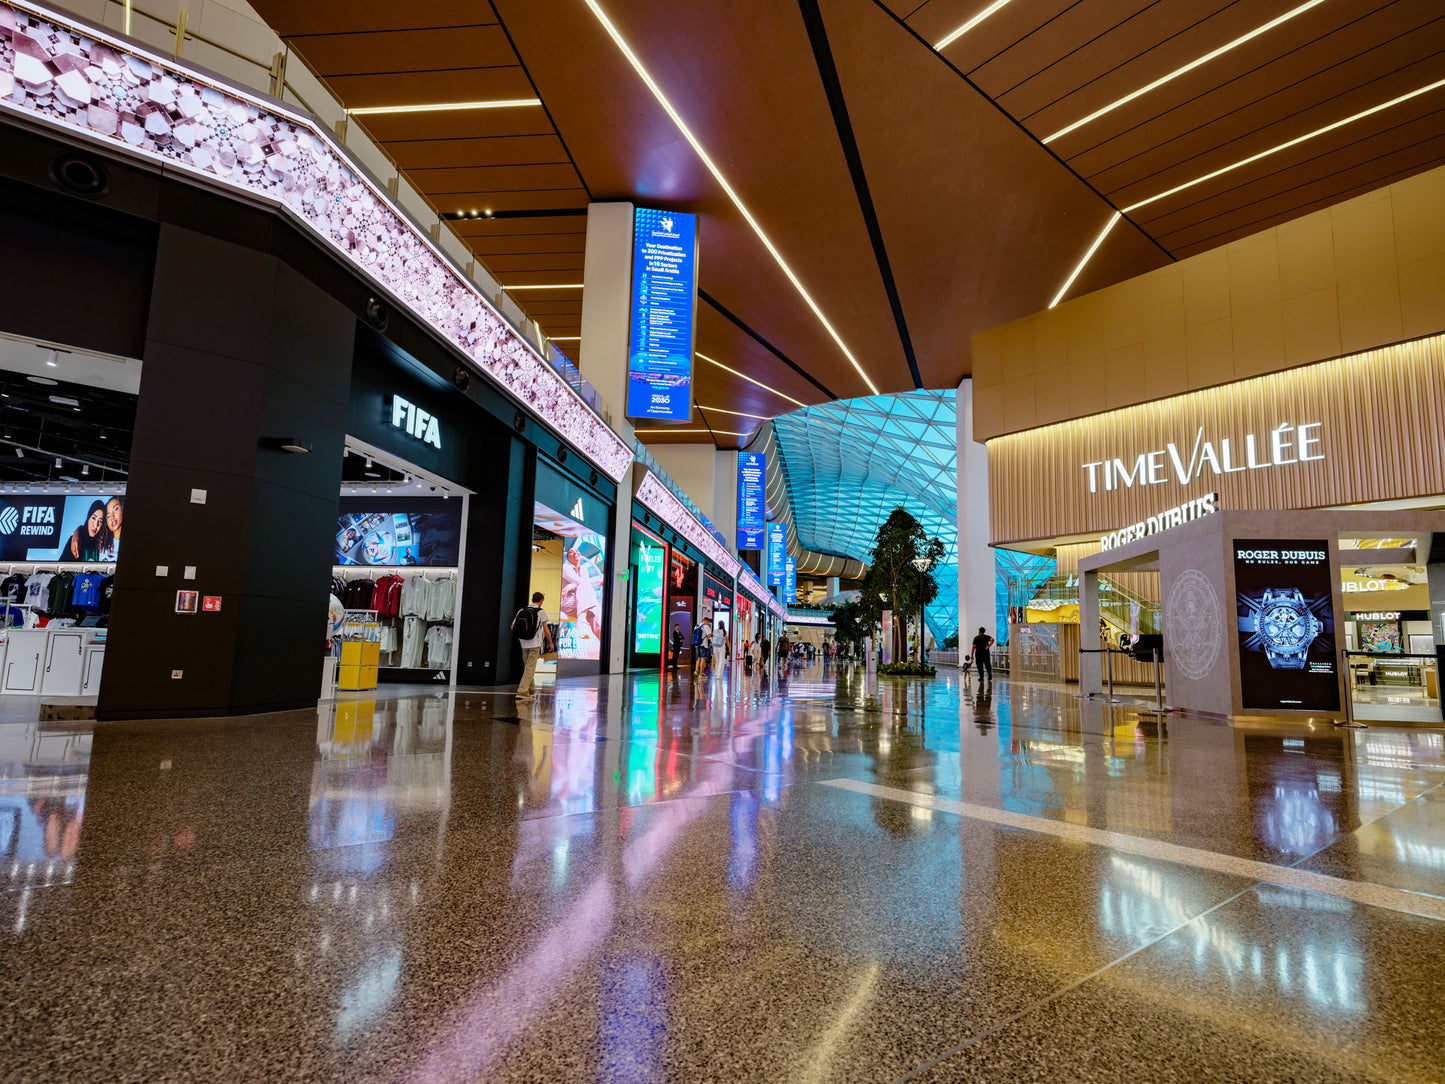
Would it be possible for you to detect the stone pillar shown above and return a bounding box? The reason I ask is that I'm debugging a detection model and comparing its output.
[1080,569,1102,696]
[956,378,994,644]
[99,225,354,719]
[578,201,634,416]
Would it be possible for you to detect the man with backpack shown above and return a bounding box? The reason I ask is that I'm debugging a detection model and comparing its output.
[513,591,553,699]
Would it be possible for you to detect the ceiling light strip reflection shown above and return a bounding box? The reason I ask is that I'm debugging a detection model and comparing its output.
[934,0,1015,50]
[1122,76,1445,214]
[697,352,806,408]
[503,283,584,291]
[699,404,774,420]
[1049,212,1121,308]
[1043,0,1327,145]
[643,427,753,437]
[347,99,541,116]
[581,0,880,395]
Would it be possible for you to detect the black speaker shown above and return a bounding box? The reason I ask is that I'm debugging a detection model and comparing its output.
[50,152,109,198]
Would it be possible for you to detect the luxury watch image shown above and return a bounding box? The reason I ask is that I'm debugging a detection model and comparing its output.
[1255,587,1323,670]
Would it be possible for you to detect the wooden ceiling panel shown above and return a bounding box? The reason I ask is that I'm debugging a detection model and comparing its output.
[351,109,554,142]
[995,0,1244,123]
[287,26,517,75]
[423,189,589,214]
[924,0,1084,77]
[325,67,536,109]
[464,232,587,256]
[966,0,1162,100]
[1022,0,1328,140]
[405,163,582,195]
[1100,54,1445,208]
[254,0,494,37]
[1148,113,1445,252]
[493,0,911,403]
[691,302,828,415]
[823,0,1170,389]
[1057,5,1445,181]
[481,252,584,274]
[387,134,569,171]
[453,216,587,238]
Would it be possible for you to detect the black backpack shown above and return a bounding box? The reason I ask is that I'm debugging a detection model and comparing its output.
[512,605,540,641]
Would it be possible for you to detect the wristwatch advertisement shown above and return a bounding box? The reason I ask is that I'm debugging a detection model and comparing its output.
[1234,539,1339,712]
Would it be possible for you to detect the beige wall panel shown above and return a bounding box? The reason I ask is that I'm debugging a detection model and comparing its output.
[987,335,1445,545]
[974,164,1445,441]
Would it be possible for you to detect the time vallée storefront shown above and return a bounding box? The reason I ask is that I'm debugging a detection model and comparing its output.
[984,332,1445,724]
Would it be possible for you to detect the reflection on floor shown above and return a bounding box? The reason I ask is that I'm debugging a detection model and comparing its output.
[0,662,1443,1081]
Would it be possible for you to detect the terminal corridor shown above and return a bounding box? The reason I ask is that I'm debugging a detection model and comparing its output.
[2,666,1442,1082]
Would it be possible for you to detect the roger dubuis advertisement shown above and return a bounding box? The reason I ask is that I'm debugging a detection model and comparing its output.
[1234,539,1339,711]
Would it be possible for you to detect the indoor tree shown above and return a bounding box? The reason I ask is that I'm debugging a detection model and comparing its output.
[859,508,946,664]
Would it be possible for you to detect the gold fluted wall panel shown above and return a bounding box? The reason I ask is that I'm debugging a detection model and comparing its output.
[988,335,1445,544]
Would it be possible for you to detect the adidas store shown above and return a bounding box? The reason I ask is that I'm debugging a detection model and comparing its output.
[528,461,613,684]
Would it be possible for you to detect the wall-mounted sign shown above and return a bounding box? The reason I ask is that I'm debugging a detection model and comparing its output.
[202,595,222,612]
[767,523,786,586]
[1099,493,1218,551]
[737,452,765,550]
[784,557,797,603]
[626,207,698,423]
[1084,423,1322,494]
[632,532,665,655]
[1352,611,1402,621]
[1233,539,1339,712]
[336,498,461,567]
[389,394,442,449]
[175,590,199,614]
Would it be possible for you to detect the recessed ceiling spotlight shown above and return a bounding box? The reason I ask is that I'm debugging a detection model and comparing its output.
[364,470,381,479]
[49,395,80,408]
[26,376,57,386]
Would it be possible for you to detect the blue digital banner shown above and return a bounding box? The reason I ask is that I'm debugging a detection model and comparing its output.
[784,557,796,603]
[767,523,786,586]
[737,452,765,550]
[626,207,697,423]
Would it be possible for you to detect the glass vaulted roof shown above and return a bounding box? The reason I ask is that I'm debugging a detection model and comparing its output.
[772,389,958,641]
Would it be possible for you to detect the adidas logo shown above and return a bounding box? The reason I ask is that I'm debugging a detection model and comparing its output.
[0,506,16,535]
[570,498,584,519]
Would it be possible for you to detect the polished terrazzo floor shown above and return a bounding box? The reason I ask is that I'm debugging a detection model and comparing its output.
[1,662,1443,1082]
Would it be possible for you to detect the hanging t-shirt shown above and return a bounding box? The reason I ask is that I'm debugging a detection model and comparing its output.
[71,572,104,611]
[24,572,53,611]
[0,574,26,602]
[99,575,115,614]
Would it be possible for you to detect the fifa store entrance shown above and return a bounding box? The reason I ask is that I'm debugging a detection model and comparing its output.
[0,338,136,706]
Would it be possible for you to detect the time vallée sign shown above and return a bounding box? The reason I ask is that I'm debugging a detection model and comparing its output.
[1082,422,1324,494]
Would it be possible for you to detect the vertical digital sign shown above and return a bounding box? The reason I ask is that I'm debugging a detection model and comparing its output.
[767,523,786,586]
[626,207,698,423]
[1233,539,1339,711]
[784,557,797,604]
[632,532,666,655]
[737,452,765,550]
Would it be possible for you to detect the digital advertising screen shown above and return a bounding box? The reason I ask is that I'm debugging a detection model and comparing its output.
[784,556,797,603]
[1359,621,1401,653]
[556,534,606,660]
[767,523,786,586]
[625,207,698,423]
[0,494,125,562]
[632,532,666,655]
[736,452,765,550]
[336,498,461,567]
[1234,539,1339,711]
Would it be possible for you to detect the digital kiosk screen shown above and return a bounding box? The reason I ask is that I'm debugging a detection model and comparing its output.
[1234,539,1338,711]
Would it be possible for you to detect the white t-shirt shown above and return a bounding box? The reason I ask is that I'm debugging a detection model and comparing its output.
[520,606,549,650]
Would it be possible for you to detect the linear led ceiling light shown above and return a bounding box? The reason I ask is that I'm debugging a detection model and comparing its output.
[1122,75,1445,214]
[502,283,584,291]
[346,98,540,116]
[934,0,1016,51]
[642,428,752,437]
[1049,213,1120,309]
[699,404,774,420]
[697,352,806,408]
[582,0,879,395]
[549,335,582,341]
[1043,0,1327,145]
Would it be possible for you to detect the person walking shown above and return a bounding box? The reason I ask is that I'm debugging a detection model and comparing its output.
[692,621,708,679]
[513,591,552,699]
[759,632,772,677]
[669,623,684,671]
[712,621,728,674]
[971,626,994,682]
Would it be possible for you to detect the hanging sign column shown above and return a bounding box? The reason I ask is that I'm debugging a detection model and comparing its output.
[767,523,786,586]
[626,208,698,424]
[737,452,765,550]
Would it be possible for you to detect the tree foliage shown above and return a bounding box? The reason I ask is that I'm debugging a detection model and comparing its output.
[829,599,867,645]
[858,508,946,659]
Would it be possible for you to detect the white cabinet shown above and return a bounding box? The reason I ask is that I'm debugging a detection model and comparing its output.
[81,644,105,695]
[41,631,86,696]
[2,630,47,693]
